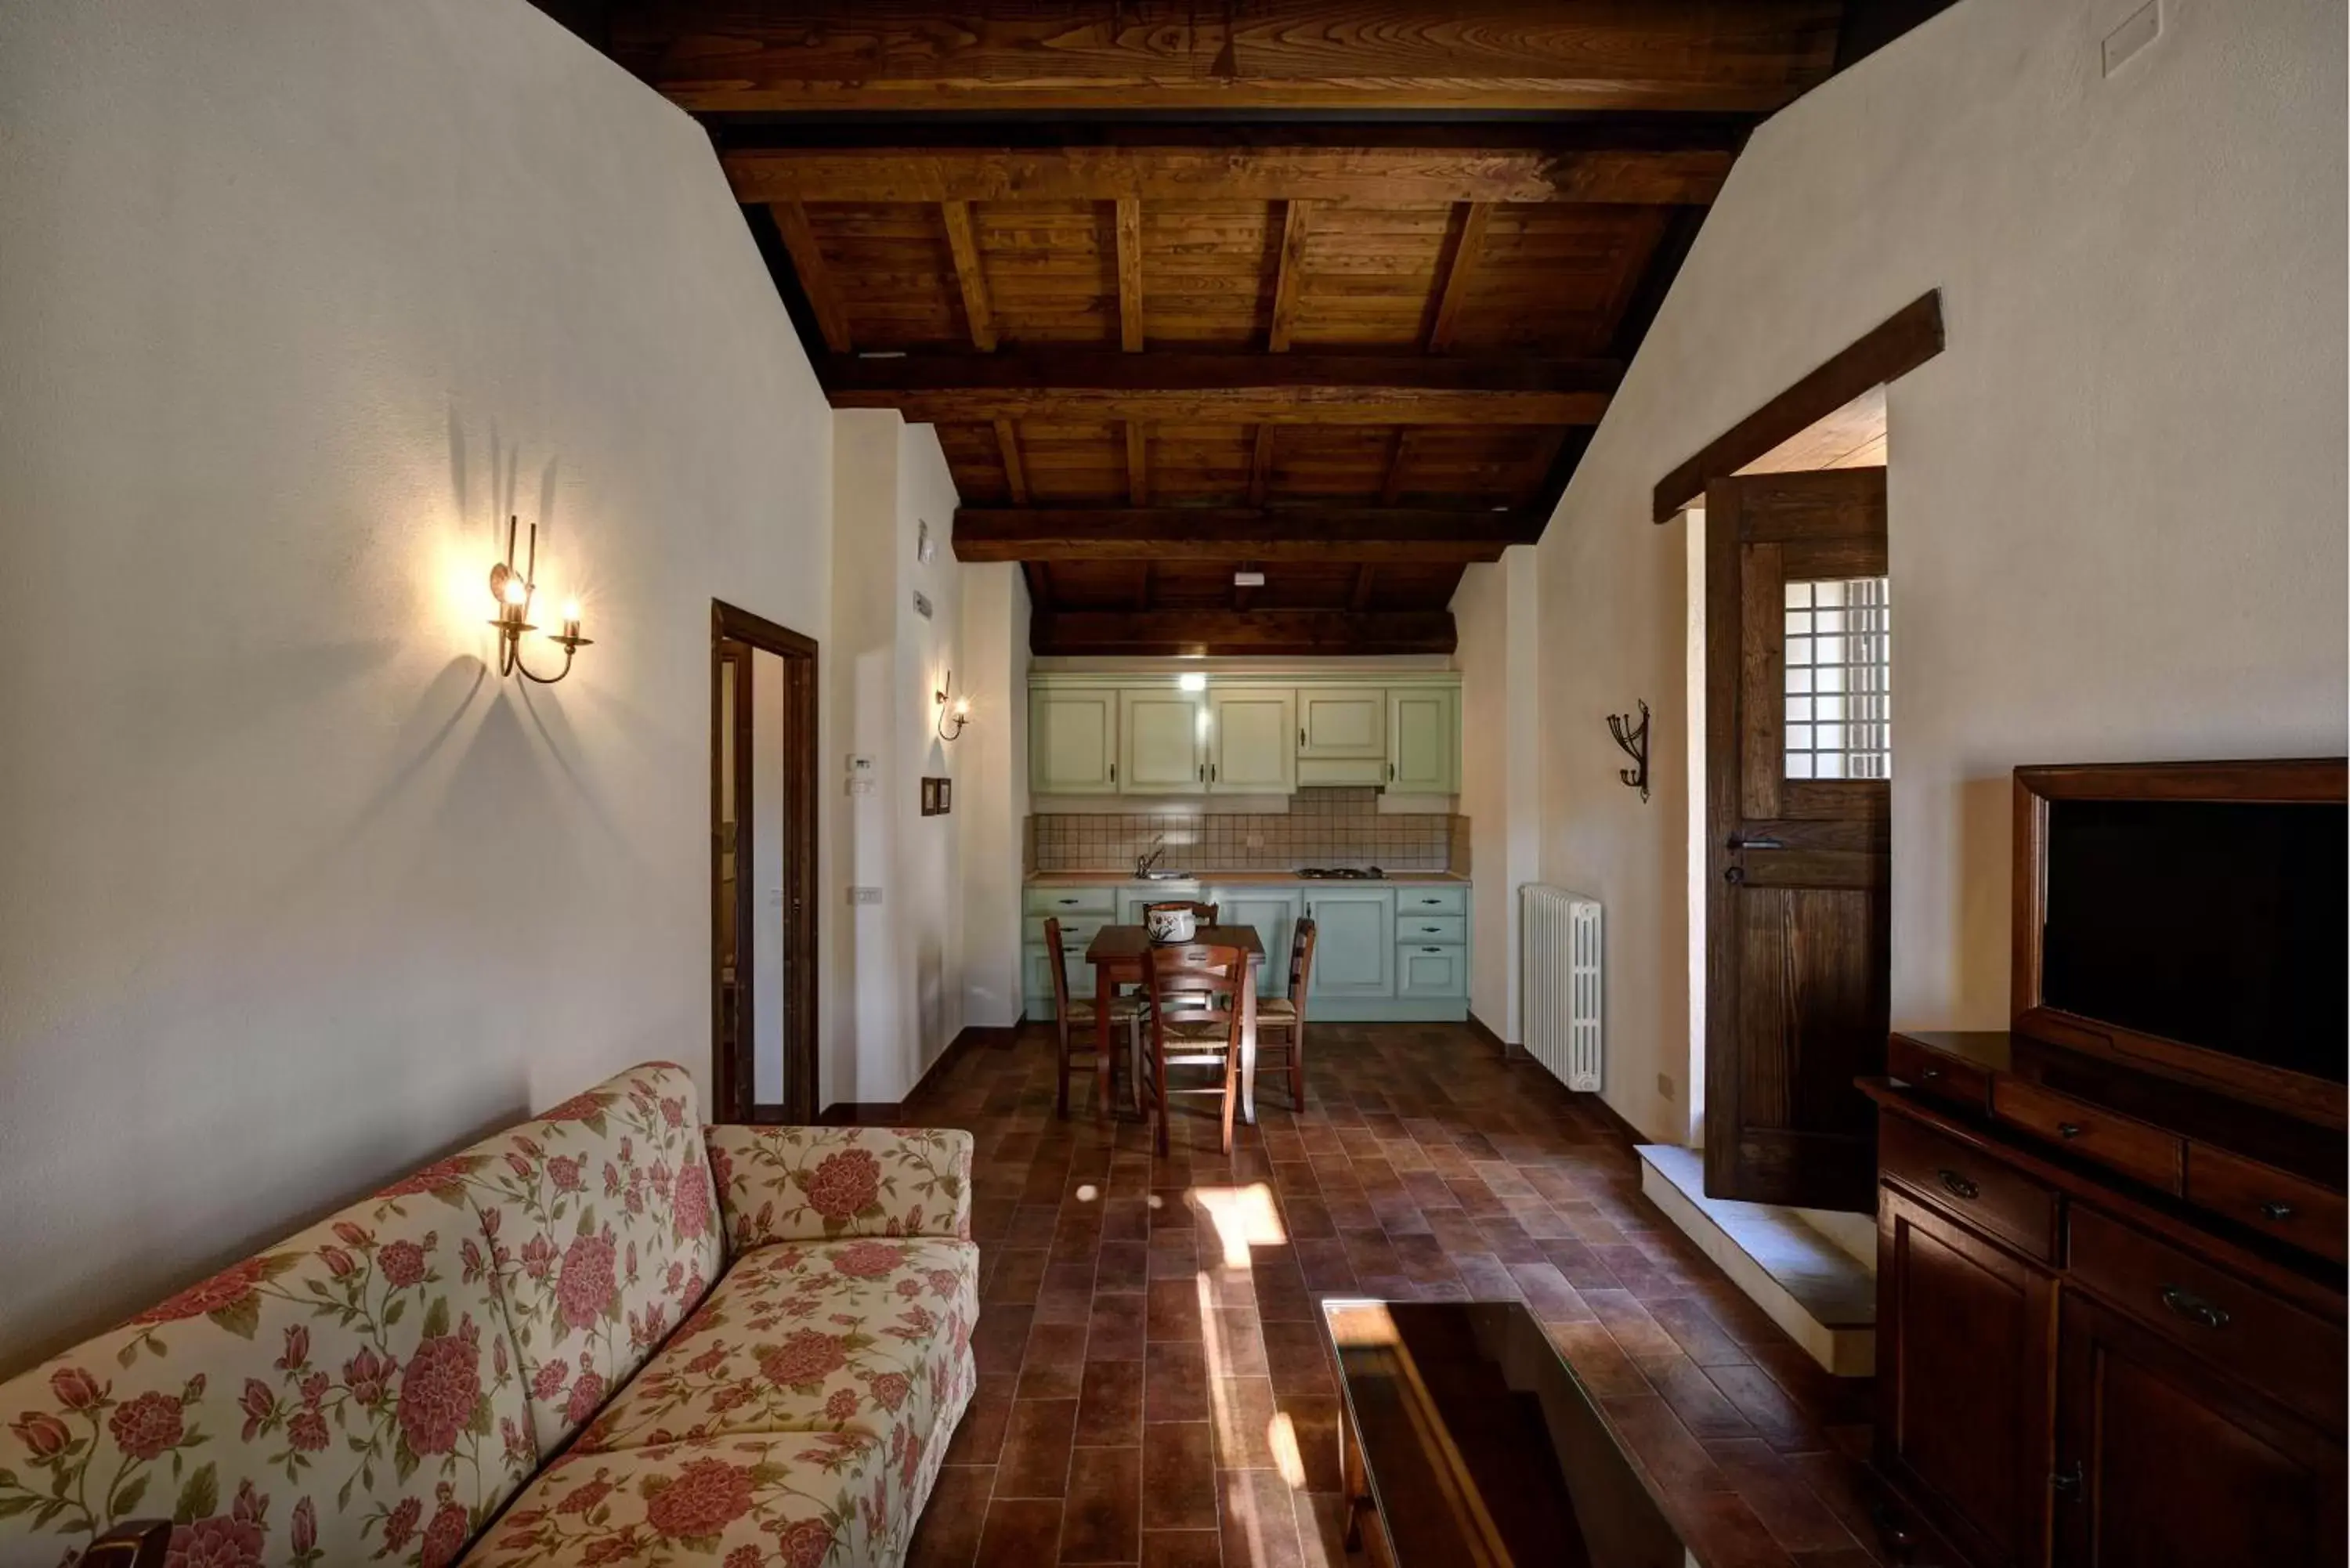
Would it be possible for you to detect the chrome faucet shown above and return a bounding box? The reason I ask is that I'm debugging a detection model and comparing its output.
[1136,836,1167,877]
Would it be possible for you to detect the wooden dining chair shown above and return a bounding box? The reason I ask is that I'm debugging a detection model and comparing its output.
[1138,941,1248,1155]
[1142,899,1219,926]
[1043,917,1141,1119]
[1252,918,1317,1110]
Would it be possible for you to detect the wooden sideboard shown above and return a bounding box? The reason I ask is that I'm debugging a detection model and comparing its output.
[1867,1030,2346,1568]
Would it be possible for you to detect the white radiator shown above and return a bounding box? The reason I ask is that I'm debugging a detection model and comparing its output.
[1521,885,1603,1091]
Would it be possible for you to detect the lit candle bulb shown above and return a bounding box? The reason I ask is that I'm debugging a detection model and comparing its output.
[561,599,582,640]
[501,574,530,607]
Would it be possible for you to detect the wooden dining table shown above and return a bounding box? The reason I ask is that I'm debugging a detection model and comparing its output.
[1083,924,1265,1125]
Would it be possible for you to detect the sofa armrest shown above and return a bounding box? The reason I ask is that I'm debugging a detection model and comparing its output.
[704,1124,973,1249]
[84,1522,171,1567]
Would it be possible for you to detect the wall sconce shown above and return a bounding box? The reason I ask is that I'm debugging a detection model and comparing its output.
[935,670,971,742]
[487,515,592,685]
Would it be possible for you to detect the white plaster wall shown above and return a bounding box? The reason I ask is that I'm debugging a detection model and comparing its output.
[1535,0,2347,1142]
[0,0,839,1368]
[959,565,1033,1029]
[895,424,967,1088]
[1454,550,1544,1041]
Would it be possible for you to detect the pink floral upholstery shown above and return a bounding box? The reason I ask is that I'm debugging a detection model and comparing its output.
[460,1065,725,1457]
[573,1238,978,1457]
[0,1071,978,1568]
[704,1127,972,1251]
[0,1197,537,1568]
[461,1433,897,1568]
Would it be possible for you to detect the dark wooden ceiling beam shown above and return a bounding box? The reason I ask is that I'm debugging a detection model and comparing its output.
[1115,199,1146,352]
[992,418,1028,503]
[1426,203,1495,353]
[938,200,996,352]
[723,144,1735,209]
[826,350,1618,425]
[1267,201,1311,352]
[1033,609,1456,658]
[616,2,1842,115]
[953,507,1538,564]
[771,202,851,354]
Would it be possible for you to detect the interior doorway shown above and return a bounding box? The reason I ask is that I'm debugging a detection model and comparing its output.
[712,602,819,1125]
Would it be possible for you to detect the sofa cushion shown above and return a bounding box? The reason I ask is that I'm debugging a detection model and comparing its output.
[571,1238,978,1457]
[0,1194,536,1568]
[457,1064,726,1457]
[704,1125,972,1252]
[461,1432,904,1567]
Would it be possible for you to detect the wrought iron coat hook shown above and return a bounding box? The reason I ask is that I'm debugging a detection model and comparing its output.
[1607,699,1651,803]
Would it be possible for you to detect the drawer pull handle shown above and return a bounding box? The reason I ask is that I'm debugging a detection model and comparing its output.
[1422,947,1444,954]
[2259,1199,2297,1222]
[1936,1169,1980,1201]
[2056,1122,2085,1139]
[1918,1065,1943,1081]
[2160,1285,2230,1331]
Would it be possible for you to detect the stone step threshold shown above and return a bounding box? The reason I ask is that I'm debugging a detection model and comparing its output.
[1636,1143,1875,1378]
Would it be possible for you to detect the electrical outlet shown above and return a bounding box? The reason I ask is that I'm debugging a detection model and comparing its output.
[1657,1072,1676,1102]
[849,887,883,906]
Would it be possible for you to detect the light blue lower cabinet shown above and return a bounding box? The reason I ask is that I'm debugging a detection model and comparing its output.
[1025,880,1469,1023]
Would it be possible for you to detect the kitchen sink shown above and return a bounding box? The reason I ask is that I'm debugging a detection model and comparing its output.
[1135,869,1196,880]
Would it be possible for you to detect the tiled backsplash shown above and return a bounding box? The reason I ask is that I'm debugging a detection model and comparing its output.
[1031,787,1462,872]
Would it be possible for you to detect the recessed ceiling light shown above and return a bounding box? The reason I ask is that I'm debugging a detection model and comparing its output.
[1234,570,1266,587]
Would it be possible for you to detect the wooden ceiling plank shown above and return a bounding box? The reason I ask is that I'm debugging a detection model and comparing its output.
[825,349,1618,425]
[1426,202,1496,352]
[1021,561,1054,613]
[1379,429,1415,506]
[992,417,1029,503]
[1115,198,1147,352]
[951,506,1537,563]
[1126,421,1148,504]
[772,201,853,354]
[620,2,1842,116]
[725,146,1735,208]
[1267,201,1313,352]
[1135,562,1152,612]
[1248,426,1275,505]
[1033,609,1455,658]
[1350,564,1379,612]
[939,200,997,352]
[1652,290,1943,521]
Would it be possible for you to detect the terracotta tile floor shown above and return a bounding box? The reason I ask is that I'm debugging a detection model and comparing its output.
[902,1022,1943,1568]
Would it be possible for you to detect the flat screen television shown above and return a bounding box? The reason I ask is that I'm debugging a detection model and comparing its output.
[2014,760,2348,1126]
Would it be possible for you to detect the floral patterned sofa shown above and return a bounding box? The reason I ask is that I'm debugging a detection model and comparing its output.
[0,1063,976,1568]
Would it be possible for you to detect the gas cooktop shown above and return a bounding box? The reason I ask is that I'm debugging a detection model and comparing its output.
[1296,867,1386,880]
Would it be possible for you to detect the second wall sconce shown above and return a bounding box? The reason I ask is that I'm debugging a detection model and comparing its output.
[935,670,971,742]
[1607,699,1651,803]
[488,515,592,685]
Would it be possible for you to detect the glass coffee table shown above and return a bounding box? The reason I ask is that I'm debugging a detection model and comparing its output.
[1321,1299,1695,1568]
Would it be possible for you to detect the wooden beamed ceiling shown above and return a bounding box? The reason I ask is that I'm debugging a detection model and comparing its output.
[591,0,1905,656]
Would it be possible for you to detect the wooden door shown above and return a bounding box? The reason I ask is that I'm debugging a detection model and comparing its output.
[1303,888,1395,998]
[1211,690,1296,793]
[1121,689,1206,793]
[1387,687,1458,793]
[1704,468,1892,1209]
[2053,1292,2345,1567]
[1031,689,1119,793]
[1876,1187,2057,1568]
[1297,686,1386,758]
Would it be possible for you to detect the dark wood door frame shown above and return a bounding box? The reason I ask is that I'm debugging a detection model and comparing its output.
[711,600,819,1125]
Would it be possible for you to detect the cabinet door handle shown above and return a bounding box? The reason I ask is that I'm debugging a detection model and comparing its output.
[2160,1285,2230,1331]
[1300,727,1306,748]
[2056,1121,2085,1139]
[1936,1169,1980,1201]
[1109,762,1116,782]
[2051,1460,2083,1501]
[1209,764,1217,783]
[2259,1199,2297,1221]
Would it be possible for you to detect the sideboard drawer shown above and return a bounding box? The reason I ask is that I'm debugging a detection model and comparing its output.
[2067,1205,2343,1425]
[1881,1112,2060,1263]
[1025,886,1119,918]
[2186,1143,2348,1265]
[1887,1035,1991,1111]
[1993,1078,2184,1194]
[1394,914,1465,945]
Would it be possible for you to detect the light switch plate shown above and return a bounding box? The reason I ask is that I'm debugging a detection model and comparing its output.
[849,887,883,905]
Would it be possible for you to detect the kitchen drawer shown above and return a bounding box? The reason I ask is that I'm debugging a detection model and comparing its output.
[2067,1205,2344,1426]
[1025,885,1118,918]
[1023,913,1112,949]
[1395,943,1467,999]
[1887,1034,1991,1111]
[2186,1143,2348,1265]
[1394,884,1466,917]
[1394,913,1465,945]
[1880,1112,2060,1263]
[1993,1077,2183,1194]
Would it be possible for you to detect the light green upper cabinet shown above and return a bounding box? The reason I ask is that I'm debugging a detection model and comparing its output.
[1209,689,1296,793]
[1387,686,1459,794]
[1119,690,1207,793]
[1296,687,1387,759]
[1030,688,1119,794]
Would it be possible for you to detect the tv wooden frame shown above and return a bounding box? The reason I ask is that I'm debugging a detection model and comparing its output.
[2012,758,2348,1129]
